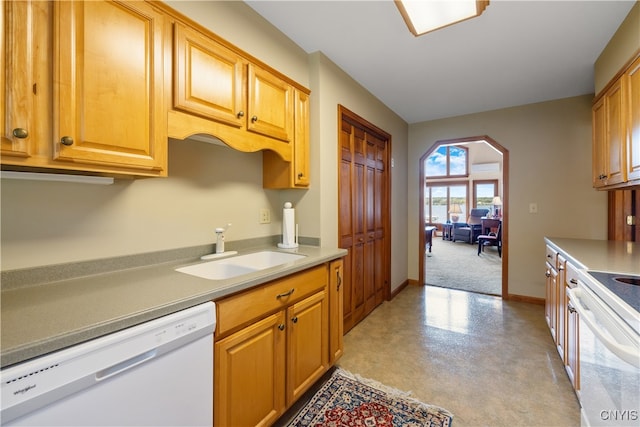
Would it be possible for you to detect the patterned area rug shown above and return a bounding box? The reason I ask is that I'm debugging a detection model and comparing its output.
[285,368,453,427]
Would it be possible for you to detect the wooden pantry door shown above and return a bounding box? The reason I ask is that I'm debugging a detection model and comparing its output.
[338,105,391,333]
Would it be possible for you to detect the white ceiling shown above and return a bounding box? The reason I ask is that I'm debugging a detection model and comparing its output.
[245,0,636,124]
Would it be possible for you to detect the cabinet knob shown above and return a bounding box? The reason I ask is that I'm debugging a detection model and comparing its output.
[545,271,551,278]
[567,303,576,314]
[291,316,298,324]
[598,174,606,180]
[570,278,578,285]
[12,128,28,139]
[297,173,304,179]
[251,116,258,123]
[237,111,244,118]
[278,324,285,331]
[60,136,74,146]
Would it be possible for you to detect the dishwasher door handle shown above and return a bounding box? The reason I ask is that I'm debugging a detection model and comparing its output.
[568,287,639,368]
[96,349,157,381]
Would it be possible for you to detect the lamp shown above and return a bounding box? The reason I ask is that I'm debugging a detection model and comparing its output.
[449,204,462,223]
[395,0,490,37]
[492,196,502,219]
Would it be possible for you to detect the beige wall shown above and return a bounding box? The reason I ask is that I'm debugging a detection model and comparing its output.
[408,95,608,298]
[1,1,410,294]
[594,1,640,94]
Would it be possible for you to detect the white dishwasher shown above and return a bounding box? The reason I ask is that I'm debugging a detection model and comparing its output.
[1,301,215,426]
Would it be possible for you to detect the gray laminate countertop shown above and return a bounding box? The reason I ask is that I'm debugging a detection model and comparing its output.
[1,245,347,368]
[544,237,640,275]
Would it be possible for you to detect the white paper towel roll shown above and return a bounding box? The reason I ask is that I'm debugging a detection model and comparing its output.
[278,202,298,248]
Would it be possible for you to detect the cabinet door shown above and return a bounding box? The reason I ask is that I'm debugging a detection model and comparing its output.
[566,291,580,390]
[293,89,310,186]
[556,257,567,360]
[247,64,293,142]
[54,0,167,175]
[287,290,328,406]
[605,79,626,185]
[592,96,607,188]
[545,262,558,341]
[626,56,640,182]
[329,259,344,364]
[1,0,41,158]
[173,22,245,128]
[215,311,286,427]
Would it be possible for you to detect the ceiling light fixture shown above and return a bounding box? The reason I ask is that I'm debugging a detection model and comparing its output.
[395,0,490,36]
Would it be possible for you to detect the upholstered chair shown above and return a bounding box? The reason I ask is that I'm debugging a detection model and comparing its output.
[451,208,489,244]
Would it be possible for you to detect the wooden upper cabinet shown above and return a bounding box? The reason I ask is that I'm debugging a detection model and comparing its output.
[53,0,168,176]
[592,96,607,188]
[1,1,34,158]
[605,80,626,186]
[593,53,640,189]
[593,79,626,187]
[263,89,309,189]
[626,55,640,182]
[247,64,294,143]
[173,22,245,128]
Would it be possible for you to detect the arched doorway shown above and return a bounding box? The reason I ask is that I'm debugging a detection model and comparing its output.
[418,135,509,298]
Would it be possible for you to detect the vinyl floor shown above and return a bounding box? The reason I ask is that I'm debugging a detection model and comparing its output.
[336,285,581,427]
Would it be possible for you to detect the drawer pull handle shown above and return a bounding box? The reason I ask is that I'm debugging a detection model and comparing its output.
[337,270,342,291]
[570,279,578,285]
[276,288,295,299]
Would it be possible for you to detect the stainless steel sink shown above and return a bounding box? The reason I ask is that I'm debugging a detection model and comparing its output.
[175,250,306,280]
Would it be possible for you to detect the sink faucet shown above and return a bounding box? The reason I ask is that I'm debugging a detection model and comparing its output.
[215,223,232,254]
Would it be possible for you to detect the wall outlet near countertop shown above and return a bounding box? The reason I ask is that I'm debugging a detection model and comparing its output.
[259,208,271,224]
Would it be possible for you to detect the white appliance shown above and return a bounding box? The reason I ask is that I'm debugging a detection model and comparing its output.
[569,272,640,427]
[1,301,216,426]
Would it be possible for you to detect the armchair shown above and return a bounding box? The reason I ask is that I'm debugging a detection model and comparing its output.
[451,208,489,244]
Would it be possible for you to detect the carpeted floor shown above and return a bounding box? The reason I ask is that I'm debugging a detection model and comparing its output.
[283,368,453,427]
[425,236,501,295]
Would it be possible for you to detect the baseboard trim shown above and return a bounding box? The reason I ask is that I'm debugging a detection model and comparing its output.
[507,294,545,305]
[398,280,545,306]
[391,280,411,299]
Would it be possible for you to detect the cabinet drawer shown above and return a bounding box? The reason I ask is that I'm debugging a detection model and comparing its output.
[545,245,558,269]
[216,265,327,337]
[565,261,580,288]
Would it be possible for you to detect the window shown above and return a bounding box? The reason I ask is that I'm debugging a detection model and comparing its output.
[424,145,468,178]
[473,180,498,211]
[425,183,467,224]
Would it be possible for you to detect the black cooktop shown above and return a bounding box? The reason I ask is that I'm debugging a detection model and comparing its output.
[587,271,640,313]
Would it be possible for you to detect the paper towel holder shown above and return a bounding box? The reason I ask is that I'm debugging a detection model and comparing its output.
[278,202,299,249]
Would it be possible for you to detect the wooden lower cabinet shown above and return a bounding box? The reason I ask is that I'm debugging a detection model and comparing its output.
[215,312,286,427]
[544,243,580,394]
[328,259,344,363]
[214,262,341,427]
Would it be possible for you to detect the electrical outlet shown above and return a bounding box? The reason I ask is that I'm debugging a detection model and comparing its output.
[259,208,271,224]
[529,203,538,214]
